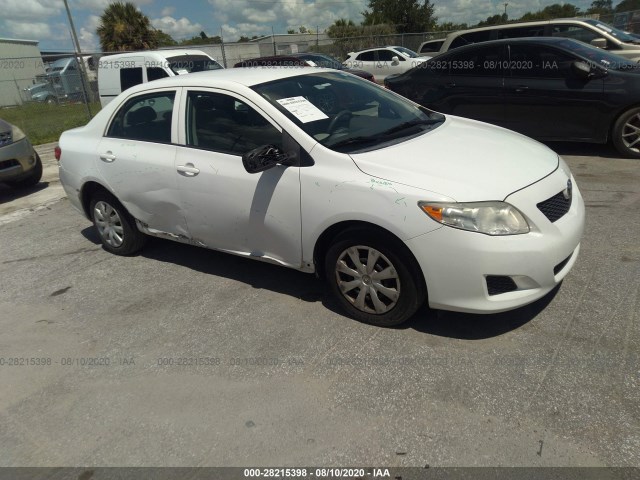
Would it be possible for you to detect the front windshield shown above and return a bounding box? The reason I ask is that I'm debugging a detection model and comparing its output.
[301,55,343,70]
[559,38,639,70]
[252,71,444,153]
[167,55,223,74]
[49,59,70,72]
[392,46,420,58]
[583,19,639,43]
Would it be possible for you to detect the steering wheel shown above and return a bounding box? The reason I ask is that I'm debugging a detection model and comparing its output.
[327,110,353,134]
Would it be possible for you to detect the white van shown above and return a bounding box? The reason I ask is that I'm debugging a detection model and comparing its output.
[98,49,223,107]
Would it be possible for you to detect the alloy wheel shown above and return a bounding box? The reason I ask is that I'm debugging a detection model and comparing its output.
[93,201,124,248]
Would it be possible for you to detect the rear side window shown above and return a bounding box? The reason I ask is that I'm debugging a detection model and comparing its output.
[447,45,505,77]
[551,24,605,45]
[147,67,169,81]
[497,25,546,39]
[450,31,494,49]
[120,67,143,91]
[356,51,375,61]
[508,44,576,79]
[377,50,394,61]
[107,91,175,143]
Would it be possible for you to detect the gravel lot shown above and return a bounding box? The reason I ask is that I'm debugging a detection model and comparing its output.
[0,142,638,468]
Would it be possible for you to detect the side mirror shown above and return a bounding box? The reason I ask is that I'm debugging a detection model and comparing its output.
[391,56,400,65]
[571,60,593,79]
[242,145,290,174]
[590,38,607,49]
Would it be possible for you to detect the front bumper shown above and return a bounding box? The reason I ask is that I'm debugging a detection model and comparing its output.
[0,138,37,182]
[406,166,585,313]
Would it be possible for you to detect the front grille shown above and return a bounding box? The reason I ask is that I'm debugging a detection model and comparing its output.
[537,190,571,223]
[553,253,573,275]
[0,159,19,170]
[0,131,12,147]
[486,275,518,296]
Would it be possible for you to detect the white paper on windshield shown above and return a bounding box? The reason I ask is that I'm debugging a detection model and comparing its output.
[276,96,328,123]
[595,23,613,33]
[175,69,189,75]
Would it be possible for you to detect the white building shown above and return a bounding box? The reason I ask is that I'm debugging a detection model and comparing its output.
[0,38,46,107]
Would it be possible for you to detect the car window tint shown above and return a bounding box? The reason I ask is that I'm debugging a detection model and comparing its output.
[147,67,169,81]
[450,31,494,49]
[508,44,575,78]
[447,45,504,76]
[185,91,281,156]
[357,51,375,61]
[377,50,394,61]
[120,67,143,91]
[551,25,604,45]
[497,25,546,39]
[106,91,175,143]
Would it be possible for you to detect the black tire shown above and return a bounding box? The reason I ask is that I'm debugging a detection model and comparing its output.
[9,153,42,188]
[45,96,57,105]
[612,107,640,159]
[89,191,146,255]
[324,227,425,327]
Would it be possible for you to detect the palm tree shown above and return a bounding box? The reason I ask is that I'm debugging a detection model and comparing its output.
[97,1,158,52]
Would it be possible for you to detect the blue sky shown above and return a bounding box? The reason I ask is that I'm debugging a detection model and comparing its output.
[2,0,597,52]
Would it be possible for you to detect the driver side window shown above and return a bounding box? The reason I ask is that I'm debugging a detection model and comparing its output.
[185,91,281,156]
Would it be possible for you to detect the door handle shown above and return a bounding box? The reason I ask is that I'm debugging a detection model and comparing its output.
[177,163,200,177]
[100,151,116,163]
[514,85,529,93]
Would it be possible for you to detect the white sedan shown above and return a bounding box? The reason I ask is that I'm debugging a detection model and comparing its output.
[342,46,429,81]
[57,67,584,326]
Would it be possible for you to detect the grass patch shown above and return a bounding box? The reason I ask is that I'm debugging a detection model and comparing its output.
[0,102,102,145]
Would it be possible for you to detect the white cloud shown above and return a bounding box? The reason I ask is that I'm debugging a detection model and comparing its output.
[79,15,101,51]
[151,16,204,39]
[70,0,152,9]
[161,6,176,16]
[3,0,62,20]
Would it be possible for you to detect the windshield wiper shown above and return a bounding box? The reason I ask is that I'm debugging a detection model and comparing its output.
[329,135,379,149]
[382,118,443,136]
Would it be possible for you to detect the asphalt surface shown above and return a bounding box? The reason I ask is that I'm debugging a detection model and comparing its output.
[0,141,638,468]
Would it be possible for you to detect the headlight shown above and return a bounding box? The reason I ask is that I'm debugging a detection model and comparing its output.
[419,201,530,235]
[10,124,26,143]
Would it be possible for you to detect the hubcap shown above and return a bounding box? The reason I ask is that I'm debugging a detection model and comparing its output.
[335,245,400,314]
[93,201,124,248]
[622,113,640,152]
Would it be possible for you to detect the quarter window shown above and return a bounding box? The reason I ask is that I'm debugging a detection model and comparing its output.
[120,67,143,91]
[185,91,281,155]
[106,91,175,143]
[147,67,169,81]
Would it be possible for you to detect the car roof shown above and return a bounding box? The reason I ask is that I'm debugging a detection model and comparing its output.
[446,17,604,36]
[100,49,209,60]
[123,66,337,93]
[347,46,398,55]
[436,36,581,54]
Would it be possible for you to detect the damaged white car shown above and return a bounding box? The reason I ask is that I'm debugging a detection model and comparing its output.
[58,68,584,326]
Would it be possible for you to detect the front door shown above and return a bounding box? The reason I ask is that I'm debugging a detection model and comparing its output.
[174,89,302,267]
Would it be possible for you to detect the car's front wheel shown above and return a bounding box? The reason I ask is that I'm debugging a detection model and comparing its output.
[324,228,425,326]
[612,107,640,159]
[89,191,146,255]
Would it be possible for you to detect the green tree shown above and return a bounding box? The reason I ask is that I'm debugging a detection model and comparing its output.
[97,1,158,51]
[587,0,613,15]
[179,34,222,45]
[326,19,358,38]
[362,0,437,33]
[238,36,250,42]
[615,0,640,12]
[154,29,177,47]
[287,29,296,34]
[476,13,508,27]
[520,3,582,21]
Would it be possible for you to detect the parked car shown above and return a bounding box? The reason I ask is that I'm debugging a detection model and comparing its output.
[98,49,223,107]
[234,56,310,68]
[417,39,445,56]
[385,37,640,158]
[437,18,640,60]
[343,46,430,81]
[0,119,42,188]
[288,53,377,82]
[57,67,584,326]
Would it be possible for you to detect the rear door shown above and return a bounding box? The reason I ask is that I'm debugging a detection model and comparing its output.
[96,88,188,236]
[502,42,605,140]
[436,44,506,125]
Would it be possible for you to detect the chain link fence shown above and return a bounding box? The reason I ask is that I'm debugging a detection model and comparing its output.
[3,9,640,145]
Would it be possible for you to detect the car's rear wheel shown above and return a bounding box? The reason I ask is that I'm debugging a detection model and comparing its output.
[89,191,146,255]
[8,153,42,188]
[612,107,640,158]
[324,228,425,326]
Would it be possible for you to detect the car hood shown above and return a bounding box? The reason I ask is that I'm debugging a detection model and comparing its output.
[349,115,559,202]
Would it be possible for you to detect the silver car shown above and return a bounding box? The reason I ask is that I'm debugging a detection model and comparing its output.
[0,119,42,188]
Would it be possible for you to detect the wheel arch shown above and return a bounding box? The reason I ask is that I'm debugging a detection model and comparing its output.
[610,102,640,140]
[80,181,114,220]
[312,220,427,293]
